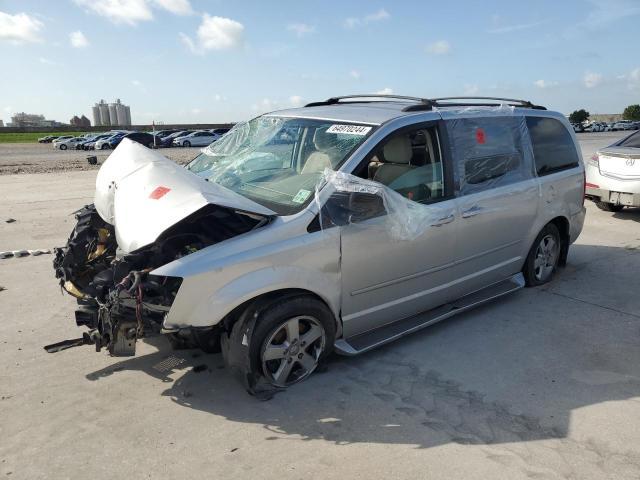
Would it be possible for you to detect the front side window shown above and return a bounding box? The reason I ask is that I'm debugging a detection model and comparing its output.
[361,127,445,203]
[526,116,580,175]
[187,116,373,215]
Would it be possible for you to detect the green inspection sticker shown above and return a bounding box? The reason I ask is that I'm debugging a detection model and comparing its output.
[292,189,312,204]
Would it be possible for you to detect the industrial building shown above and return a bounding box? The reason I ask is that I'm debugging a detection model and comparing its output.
[8,112,63,128]
[70,115,91,127]
[92,99,131,127]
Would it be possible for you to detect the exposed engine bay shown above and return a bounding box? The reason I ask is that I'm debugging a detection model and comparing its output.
[49,203,268,356]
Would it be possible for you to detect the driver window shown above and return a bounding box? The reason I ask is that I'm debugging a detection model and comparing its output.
[366,127,445,203]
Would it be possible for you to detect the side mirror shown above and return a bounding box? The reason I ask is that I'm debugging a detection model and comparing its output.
[322,191,386,226]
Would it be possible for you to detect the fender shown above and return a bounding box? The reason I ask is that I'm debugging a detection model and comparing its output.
[163,266,341,330]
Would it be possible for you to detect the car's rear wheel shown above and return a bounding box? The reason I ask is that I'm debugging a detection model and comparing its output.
[595,201,624,212]
[523,223,561,286]
[183,140,191,147]
[249,295,335,388]
[100,144,109,150]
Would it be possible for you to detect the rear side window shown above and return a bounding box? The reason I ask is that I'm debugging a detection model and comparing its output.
[447,115,534,195]
[526,117,580,175]
[619,131,640,148]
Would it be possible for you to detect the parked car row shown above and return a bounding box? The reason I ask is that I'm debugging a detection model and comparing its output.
[572,120,640,133]
[42,127,232,151]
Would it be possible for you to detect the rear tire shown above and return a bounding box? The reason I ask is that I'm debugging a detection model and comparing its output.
[523,223,561,287]
[595,201,624,212]
[101,144,109,150]
[248,295,335,388]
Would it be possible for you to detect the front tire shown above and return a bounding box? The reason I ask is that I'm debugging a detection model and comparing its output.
[249,295,335,388]
[523,223,561,286]
[60,144,67,150]
[595,201,624,212]
[100,144,109,150]
[183,140,191,147]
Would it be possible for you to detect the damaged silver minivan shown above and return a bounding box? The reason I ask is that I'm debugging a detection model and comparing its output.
[50,95,585,395]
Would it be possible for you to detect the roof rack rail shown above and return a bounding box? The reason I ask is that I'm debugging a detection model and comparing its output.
[304,95,546,111]
[304,95,434,108]
[402,96,546,112]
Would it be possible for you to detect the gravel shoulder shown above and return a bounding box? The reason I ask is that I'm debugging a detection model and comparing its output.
[0,143,199,175]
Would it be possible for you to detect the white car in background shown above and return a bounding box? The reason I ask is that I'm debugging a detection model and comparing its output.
[53,137,86,150]
[613,121,633,131]
[172,130,221,147]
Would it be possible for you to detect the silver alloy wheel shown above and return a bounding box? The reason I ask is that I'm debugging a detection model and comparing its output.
[261,315,326,387]
[533,234,558,281]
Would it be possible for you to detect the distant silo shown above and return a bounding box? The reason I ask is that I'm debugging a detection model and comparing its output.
[125,106,131,126]
[98,101,111,126]
[108,104,118,126]
[92,105,101,126]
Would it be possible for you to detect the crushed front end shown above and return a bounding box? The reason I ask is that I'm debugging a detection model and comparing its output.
[50,203,265,356]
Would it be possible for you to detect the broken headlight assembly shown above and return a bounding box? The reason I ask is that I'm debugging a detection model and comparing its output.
[47,203,266,356]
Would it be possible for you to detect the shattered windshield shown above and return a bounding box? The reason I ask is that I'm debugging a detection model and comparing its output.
[186,116,373,215]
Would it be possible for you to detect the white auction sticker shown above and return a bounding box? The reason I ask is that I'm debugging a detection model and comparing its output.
[326,124,372,135]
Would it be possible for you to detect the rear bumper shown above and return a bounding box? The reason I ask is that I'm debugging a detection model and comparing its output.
[569,206,586,244]
[586,186,640,207]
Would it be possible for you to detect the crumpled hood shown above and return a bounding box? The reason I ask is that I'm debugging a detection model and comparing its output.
[95,139,276,253]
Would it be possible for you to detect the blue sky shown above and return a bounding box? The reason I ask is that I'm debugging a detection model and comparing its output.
[1,0,639,125]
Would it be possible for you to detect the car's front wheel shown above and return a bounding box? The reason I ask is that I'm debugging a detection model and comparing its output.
[523,223,561,286]
[249,295,335,388]
[595,201,624,212]
[183,140,191,147]
[60,144,67,150]
[100,144,109,150]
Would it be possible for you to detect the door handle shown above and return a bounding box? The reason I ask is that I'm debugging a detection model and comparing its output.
[431,213,455,227]
[461,206,484,218]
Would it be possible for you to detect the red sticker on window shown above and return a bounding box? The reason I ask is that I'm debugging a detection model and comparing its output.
[475,128,486,144]
[149,186,171,199]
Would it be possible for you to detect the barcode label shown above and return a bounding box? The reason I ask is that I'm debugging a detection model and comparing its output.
[326,124,372,135]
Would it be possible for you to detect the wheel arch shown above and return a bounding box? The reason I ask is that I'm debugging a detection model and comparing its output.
[548,216,570,266]
[220,288,342,339]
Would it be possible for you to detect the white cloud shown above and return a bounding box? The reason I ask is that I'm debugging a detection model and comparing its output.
[287,23,315,37]
[252,98,279,112]
[74,0,153,25]
[621,67,640,90]
[181,14,244,54]
[150,0,193,15]
[583,71,603,88]
[191,108,202,115]
[131,79,147,93]
[39,57,59,66]
[426,40,451,55]
[344,8,389,28]
[69,30,89,48]
[487,19,547,34]
[289,95,304,107]
[534,79,558,89]
[213,94,226,101]
[464,84,479,95]
[375,87,393,95]
[349,69,361,79]
[581,0,640,29]
[0,11,43,44]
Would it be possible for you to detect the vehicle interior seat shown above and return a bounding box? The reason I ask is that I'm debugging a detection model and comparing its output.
[369,135,431,202]
[301,128,339,174]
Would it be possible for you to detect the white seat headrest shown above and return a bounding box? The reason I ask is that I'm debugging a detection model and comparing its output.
[383,136,412,164]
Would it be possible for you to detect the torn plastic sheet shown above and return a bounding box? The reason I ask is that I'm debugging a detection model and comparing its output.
[191,117,286,174]
[443,105,536,195]
[315,169,450,242]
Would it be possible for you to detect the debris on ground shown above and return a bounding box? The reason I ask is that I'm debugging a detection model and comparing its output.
[0,286,6,292]
[192,364,207,373]
[0,249,51,260]
[5,218,16,223]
